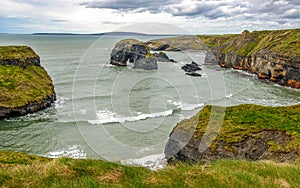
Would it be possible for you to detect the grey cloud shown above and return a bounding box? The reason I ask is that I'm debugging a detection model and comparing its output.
[80,0,180,12]
[80,0,300,21]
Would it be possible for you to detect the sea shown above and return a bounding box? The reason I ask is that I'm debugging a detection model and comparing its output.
[0,34,299,170]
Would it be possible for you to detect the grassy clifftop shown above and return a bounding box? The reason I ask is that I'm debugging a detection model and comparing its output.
[0,46,55,117]
[0,46,39,63]
[199,28,300,57]
[0,150,299,187]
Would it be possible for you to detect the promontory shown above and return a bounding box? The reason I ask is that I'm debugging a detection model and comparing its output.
[0,46,56,118]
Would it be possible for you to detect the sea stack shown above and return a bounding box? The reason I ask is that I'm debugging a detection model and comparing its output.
[0,46,56,118]
[110,39,158,70]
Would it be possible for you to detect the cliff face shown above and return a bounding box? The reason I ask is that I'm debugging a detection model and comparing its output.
[165,104,300,163]
[0,46,56,118]
[200,29,300,88]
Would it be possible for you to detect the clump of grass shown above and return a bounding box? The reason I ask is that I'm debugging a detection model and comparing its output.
[0,150,299,187]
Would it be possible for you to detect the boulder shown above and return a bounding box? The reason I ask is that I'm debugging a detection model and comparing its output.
[181,62,201,72]
[133,57,158,70]
[153,52,175,62]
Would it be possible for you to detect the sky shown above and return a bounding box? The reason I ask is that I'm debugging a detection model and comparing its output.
[0,0,299,34]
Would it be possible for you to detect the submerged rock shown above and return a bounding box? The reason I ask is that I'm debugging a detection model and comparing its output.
[185,72,202,77]
[0,46,56,118]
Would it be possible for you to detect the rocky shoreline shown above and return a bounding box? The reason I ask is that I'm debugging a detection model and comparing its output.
[0,46,56,119]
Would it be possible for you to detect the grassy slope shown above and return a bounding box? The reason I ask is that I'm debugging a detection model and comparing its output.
[0,46,54,108]
[198,28,300,57]
[0,150,299,187]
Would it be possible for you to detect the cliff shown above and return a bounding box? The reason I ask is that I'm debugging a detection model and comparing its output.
[199,29,300,88]
[0,46,56,118]
[165,104,300,163]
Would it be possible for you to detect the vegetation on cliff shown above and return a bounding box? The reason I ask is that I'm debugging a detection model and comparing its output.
[198,28,300,57]
[0,150,299,187]
[0,46,39,63]
[0,46,55,117]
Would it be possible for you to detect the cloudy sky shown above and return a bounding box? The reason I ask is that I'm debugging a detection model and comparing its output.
[0,0,299,34]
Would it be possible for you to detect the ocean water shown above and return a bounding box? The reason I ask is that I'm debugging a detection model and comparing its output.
[0,34,299,168]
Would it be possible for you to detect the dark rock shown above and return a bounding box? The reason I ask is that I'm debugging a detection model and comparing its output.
[186,72,202,77]
[133,57,158,70]
[181,62,201,72]
[153,52,175,62]
[110,39,149,66]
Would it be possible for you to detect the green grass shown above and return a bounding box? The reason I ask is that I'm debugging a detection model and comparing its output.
[198,28,300,57]
[0,46,38,63]
[0,150,299,187]
[0,65,54,107]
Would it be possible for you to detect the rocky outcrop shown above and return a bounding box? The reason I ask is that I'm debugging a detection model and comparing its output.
[165,104,300,163]
[201,29,300,89]
[0,46,56,119]
[110,39,158,70]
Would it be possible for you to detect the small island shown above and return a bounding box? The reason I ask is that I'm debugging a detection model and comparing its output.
[0,46,56,118]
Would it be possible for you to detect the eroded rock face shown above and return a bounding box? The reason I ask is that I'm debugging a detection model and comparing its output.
[110,39,158,70]
[212,52,300,88]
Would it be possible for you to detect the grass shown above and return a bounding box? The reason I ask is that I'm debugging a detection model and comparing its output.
[198,28,300,57]
[0,65,54,107]
[0,150,299,187]
[0,46,38,63]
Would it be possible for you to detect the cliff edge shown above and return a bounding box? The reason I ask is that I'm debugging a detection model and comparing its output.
[199,29,300,88]
[0,46,56,118]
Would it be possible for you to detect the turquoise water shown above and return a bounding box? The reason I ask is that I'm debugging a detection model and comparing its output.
[0,34,299,164]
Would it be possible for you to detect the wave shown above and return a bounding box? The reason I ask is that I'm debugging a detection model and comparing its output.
[44,145,86,159]
[88,109,173,125]
[167,100,204,111]
[120,153,166,171]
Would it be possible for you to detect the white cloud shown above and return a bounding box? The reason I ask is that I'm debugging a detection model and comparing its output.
[0,0,299,34]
